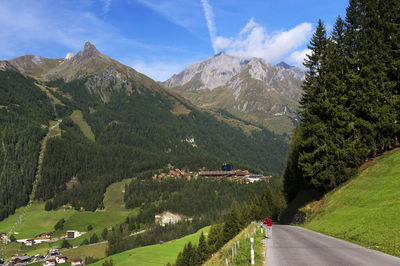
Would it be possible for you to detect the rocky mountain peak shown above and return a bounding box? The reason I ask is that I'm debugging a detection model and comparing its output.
[276,61,293,69]
[78,41,102,59]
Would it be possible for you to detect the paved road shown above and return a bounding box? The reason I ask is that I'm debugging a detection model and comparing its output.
[265,225,400,266]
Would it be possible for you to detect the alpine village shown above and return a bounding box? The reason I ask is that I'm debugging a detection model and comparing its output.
[0,0,399,265]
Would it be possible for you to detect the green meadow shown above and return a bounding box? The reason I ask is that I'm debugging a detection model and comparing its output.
[0,179,135,260]
[303,148,400,257]
[91,226,210,266]
[70,110,95,141]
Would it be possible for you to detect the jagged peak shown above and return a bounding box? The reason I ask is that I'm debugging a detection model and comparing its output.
[276,61,293,69]
[80,41,102,58]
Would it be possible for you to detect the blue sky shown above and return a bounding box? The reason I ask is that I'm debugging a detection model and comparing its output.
[0,0,349,81]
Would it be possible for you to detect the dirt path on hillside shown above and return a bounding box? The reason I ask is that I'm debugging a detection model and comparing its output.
[30,120,62,201]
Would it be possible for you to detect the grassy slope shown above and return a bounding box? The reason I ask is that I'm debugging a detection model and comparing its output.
[91,226,210,266]
[0,180,135,260]
[205,224,265,266]
[103,179,132,212]
[70,110,95,141]
[63,242,107,260]
[302,148,400,257]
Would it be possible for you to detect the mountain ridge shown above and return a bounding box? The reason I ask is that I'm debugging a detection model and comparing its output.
[162,53,305,135]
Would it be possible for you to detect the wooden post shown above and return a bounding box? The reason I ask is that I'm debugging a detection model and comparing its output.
[235,242,237,256]
[237,240,240,248]
[250,237,254,265]
[225,258,229,266]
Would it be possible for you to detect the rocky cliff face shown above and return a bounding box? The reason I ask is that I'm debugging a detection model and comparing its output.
[162,53,305,135]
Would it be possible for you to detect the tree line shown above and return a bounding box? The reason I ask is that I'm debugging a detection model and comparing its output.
[105,183,285,259]
[284,0,400,201]
[171,185,286,265]
[0,70,54,220]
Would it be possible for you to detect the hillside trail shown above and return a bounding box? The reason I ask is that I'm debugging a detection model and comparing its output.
[30,119,62,202]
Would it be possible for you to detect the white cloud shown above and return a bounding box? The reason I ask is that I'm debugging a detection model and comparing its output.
[286,49,311,68]
[201,0,217,53]
[213,18,313,64]
[135,0,202,34]
[101,0,112,14]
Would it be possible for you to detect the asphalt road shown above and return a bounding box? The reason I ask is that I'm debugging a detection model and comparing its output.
[265,225,400,266]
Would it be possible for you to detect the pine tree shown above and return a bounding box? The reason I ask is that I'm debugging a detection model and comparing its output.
[90,233,99,244]
[101,228,108,240]
[223,201,241,242]
[61,239,72,248]
[197,232,208,263]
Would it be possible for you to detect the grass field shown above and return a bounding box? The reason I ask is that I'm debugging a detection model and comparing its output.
[91,226,210,266]
[70,110,95,141]
[0,178,137,261]
[205,223,265,266]
[103,179,132,212]
[302,148,400,257]
[63,242,107,261]
[0,203,76,239]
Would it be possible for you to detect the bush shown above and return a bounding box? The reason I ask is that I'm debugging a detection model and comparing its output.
[61,239,72,249]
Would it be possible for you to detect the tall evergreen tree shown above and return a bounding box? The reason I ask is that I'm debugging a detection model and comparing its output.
[223,201,241,242]
[197,232,208,263]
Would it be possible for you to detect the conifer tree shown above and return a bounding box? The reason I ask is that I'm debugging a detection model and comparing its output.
[197,232,208,263]
[223,201,241,242]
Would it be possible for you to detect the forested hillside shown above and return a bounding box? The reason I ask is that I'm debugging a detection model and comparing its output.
[0,70,54,220]
[0,43,288,220]
[284,0,400,201]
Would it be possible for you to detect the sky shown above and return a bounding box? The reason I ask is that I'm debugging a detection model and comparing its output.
[0,0,349,81]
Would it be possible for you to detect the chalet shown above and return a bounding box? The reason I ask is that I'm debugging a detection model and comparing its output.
[70,258,83,265]
[56,255,67,264]
[66,230,81,239]
[0,232,9,244]
[25,239,35,246]
[198,170,236,177]
[44,258,56,266]
[38,232,52,239]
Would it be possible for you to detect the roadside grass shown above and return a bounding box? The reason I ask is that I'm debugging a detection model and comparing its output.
[91,226,210,266]
[302,148,400,257]
[70,110,95,141]
[205,223,265,266]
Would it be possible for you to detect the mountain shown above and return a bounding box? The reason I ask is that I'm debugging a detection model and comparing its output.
[162,53,305,135]
[0,43,288,220]
[0,42,158,102]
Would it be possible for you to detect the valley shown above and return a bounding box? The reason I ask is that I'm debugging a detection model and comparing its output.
[0,0,399,264]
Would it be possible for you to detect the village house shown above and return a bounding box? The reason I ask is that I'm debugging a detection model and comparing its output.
[44,258,56,266]
[70,258,83,265]
[25,238,35,246]
[0,232,9,244]
[66,230,81,239]
[38,232,52,239]
[56,255,67,264]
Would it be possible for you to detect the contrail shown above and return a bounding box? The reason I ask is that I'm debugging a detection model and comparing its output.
[201,0,217,54]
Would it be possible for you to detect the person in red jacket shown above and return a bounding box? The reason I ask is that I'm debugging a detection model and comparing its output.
[266,217,272,239]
